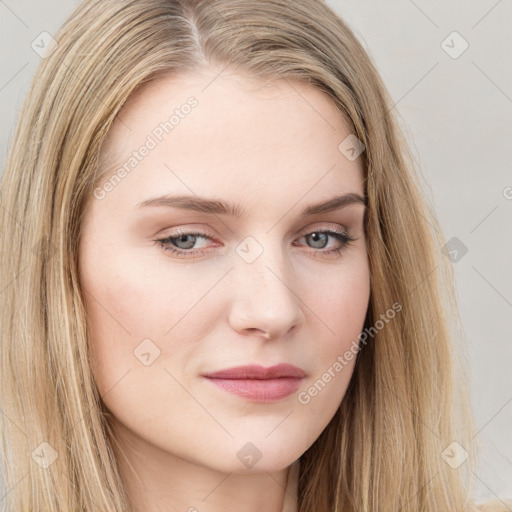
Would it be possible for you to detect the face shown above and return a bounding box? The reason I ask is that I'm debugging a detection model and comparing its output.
[78,68,370,475]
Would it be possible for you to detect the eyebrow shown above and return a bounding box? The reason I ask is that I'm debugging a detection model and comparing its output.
[136,192,367,217]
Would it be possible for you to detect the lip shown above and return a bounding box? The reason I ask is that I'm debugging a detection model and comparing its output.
[202,364,307,402]
[202,364,307,379]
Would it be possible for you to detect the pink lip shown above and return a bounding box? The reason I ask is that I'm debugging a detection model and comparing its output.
[203,364,307,379]
[202,364,306,402]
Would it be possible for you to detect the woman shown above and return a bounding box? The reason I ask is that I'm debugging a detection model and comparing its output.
[0,0,508,511]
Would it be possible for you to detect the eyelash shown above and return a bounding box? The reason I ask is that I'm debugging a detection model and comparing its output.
[155,228,358,258]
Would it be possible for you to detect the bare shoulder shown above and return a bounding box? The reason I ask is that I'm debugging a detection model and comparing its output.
[474,499,512,512]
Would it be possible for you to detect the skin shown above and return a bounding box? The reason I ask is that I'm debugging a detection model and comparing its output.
[78,66,370,512]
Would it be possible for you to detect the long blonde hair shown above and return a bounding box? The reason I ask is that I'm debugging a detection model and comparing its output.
[0,0,507,510]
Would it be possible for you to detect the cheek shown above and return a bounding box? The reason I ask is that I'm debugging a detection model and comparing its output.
[81,240,203,338]
[314,254,370,344]
[329,279,370,345]
[79,246,221,397]
[299,260,369,392]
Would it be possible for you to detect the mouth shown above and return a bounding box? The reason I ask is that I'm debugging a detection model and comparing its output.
[201,364,306,402]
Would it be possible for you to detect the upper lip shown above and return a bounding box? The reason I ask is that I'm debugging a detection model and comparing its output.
[202,364,307,380]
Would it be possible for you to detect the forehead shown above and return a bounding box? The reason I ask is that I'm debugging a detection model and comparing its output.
[96,70,365,213]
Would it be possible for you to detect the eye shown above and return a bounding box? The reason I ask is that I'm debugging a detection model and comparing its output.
[155,230,214,258]
[155,228,358,258]
[293,229,357,256]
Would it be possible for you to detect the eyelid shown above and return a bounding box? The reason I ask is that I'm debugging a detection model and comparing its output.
[156,222,352,241]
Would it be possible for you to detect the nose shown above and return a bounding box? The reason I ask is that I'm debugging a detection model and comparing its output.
[227,239,306,341]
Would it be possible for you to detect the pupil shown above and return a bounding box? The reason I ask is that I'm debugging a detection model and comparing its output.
[175,234,196,249]
[309,232,327,248]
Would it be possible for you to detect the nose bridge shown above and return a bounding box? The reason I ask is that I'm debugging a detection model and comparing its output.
[228,233,304,337]
[234,234,289,291]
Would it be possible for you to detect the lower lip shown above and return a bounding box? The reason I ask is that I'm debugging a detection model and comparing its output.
[203,377,303,402]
